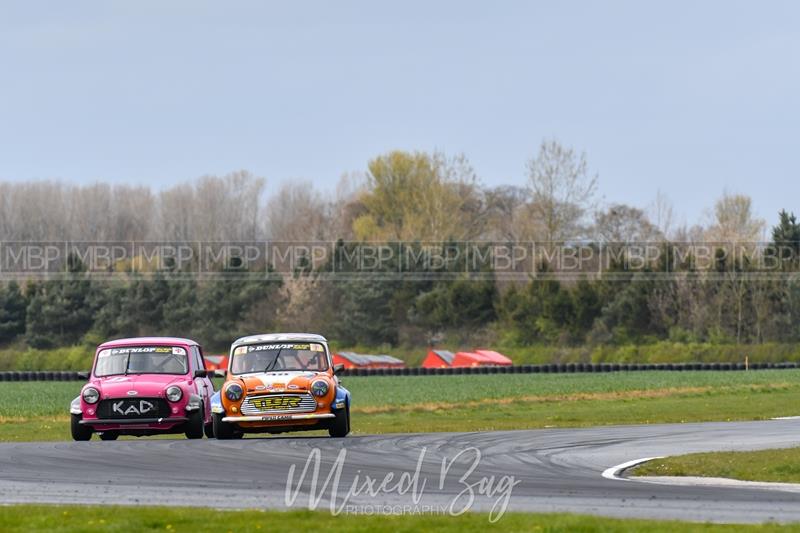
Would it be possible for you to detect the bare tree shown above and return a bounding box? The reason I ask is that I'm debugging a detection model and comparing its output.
[326,172,365,241]
[526,139,598,241]
[157,183,195,241]
[0,182,68,240]
[264,181,330,242]
[192,171,265,241]
[704,192,765,243]
[111,185,155,240]
[155,170,265,242]
[593,204,662,243]
[648,190,675,240]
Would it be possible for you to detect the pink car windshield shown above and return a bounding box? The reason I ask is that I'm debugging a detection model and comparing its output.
[230,343,328,374]
[94,346,189,376]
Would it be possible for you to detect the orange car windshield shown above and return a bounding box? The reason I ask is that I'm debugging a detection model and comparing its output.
[230,343,328,374]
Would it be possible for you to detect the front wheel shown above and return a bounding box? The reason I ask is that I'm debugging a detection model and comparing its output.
[328,405,350,438]
[185,407,205,439]
[71,414,92,441]
[212,412,238,440]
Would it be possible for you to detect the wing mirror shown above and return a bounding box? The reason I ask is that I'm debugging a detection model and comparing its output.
[333,363,345,376]
[194,369,208,378]
[77,371,89,380]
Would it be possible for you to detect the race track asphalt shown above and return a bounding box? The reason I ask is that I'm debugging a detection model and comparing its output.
[0,419,799,523]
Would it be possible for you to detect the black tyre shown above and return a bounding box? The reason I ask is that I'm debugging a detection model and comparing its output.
[329,405,350,438]
[70,414,92,441]
[204,420,214,438]
[185,407,205,439]
[213,412,237,440]
[99,431,118,441]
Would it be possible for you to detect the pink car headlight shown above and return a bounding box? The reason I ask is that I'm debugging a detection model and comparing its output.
[165,386,183,402]
[82,387,100,404]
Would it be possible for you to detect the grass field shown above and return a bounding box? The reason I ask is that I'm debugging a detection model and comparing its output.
[1,505,800,532]
[1,370,799,441]
[633,447,800,483]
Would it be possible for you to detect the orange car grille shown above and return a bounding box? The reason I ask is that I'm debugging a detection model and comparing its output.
[240,393,317,415]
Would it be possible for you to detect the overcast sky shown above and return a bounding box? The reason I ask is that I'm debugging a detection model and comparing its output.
[1,1,798,227]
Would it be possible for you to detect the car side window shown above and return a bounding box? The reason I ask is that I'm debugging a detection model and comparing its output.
[191,346,204,372]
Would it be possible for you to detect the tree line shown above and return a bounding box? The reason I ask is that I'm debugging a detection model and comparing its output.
[0,141,798,354]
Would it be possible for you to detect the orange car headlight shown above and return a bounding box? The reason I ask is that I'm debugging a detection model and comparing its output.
[311,380,329,397]
[225,383,244,401]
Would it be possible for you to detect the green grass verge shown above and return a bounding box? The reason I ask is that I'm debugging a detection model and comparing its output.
[633,447,800,484]
[1,370,800,441]
[1,505,799,532]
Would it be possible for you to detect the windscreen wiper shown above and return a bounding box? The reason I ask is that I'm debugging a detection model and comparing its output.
[264,349,283,373]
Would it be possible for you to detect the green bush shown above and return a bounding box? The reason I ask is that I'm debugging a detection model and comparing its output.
[0,345,93,371]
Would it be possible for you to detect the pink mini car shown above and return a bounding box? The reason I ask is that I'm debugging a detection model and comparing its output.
[70,337,215,441]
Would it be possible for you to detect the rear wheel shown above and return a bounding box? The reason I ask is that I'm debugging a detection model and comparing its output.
[213,412,238,440]
[329,405,350,438]
[185,407,205,439]
[70,414,92,441]
[99,431,118,441]
[204,419,214,438]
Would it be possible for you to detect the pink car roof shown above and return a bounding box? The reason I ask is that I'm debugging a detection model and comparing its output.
[97,337,199,349]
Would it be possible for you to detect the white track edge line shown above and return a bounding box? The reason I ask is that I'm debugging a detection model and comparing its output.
[601,457,664,481]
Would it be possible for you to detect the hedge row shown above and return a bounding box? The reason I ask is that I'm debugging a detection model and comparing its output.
[1,361,799,381]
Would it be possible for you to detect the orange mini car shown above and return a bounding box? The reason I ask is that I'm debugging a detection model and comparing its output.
[210,333,351,439]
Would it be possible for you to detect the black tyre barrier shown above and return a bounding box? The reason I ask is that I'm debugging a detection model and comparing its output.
[2,359,800,381]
